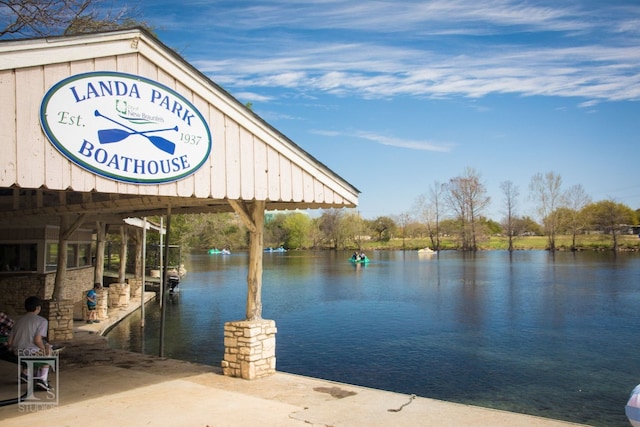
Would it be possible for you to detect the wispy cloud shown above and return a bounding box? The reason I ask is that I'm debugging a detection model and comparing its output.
[173,0,640,103]
[313,129,454,152]
[234,91,273,103]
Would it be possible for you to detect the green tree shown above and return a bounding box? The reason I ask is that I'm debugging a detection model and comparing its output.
[264,213,287,248]
[514,216,544,236]
[405,220,428,239]
[340,211,368,249]
[282,212,312,249]
[308,217,325,249]
[317,209,349,249]
[481,217,502,235]
[438,219,459,243]
[583,200,637,251]
[168,212,247,250]
[370,216,396,242]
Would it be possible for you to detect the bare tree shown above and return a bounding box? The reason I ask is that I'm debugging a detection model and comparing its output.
[529,171,563,251]
[394,212,411,250]
[500,180,519,252]
[562,184,591,251]
[444,168,490,251]
[414,181,443,251]
[1,0,147,39]
[428,181,443,251]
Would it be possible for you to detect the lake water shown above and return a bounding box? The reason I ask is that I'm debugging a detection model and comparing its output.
[106,250,640,426]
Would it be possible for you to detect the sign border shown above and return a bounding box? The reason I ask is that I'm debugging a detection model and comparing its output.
[39,71,212,184]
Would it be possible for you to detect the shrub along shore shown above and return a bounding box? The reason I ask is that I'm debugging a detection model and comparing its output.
[358,234,640,252]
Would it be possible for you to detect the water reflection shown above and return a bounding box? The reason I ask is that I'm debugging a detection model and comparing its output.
[107,250,640,426]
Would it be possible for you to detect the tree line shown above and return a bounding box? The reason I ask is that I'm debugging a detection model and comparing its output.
[153,169,638,253]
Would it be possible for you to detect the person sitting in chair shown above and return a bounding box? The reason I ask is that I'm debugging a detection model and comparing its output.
[7,296,54,391]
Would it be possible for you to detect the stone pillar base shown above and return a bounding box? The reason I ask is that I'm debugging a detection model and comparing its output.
[128,278,143,298]
[222,319,277,379]
[96,288,108,320]
[42,299,74,341]
[109,283,130,308]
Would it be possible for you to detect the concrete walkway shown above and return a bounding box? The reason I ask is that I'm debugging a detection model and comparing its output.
[0,293,591,427]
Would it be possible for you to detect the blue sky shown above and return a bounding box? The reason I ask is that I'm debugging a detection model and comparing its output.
[132,0,640,220]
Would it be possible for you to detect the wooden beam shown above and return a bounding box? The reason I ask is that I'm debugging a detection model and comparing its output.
[61,213,87,240]
[228,199,257,233]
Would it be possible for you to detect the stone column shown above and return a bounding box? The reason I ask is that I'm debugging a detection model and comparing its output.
[96,288,108,320]
[109,283,130,308]
[129,278,143,298]
[221,319,277,379]
[42,299,74,341]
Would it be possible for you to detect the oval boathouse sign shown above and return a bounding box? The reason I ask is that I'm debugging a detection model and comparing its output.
[40,71,212,184]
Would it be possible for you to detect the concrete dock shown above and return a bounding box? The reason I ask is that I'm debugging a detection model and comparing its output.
[0,293,592,426]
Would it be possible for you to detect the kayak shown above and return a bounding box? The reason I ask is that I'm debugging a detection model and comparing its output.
[208,248,231,254]
[350,257,370,264]
[265,247,287,252]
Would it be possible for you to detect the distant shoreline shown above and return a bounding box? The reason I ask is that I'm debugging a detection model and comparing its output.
[327,234,640,252]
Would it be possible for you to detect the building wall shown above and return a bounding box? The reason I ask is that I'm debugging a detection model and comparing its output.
[0,266,93,317]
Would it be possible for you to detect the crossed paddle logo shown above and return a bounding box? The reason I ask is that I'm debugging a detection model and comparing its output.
[94,109,177,155]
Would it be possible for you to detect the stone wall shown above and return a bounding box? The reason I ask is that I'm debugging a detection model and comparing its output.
[221,319,277,380]
[0,274,47,316]
[1,269,142,340]
[48,267,94,302]
[0,268,93,315]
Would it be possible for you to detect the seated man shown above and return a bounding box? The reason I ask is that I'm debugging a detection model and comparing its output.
[7,296,53,391]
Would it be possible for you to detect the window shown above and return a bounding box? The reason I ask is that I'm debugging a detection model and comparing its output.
[67,244,78,268]
[79,244,91,267]
[47,242,92,270]
[0,243,37,272]
[46,243,58,271]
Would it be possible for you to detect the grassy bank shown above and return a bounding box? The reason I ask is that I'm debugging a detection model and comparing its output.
[359,234,640,252]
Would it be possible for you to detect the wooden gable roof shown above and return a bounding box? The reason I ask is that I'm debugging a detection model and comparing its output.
[0,29,359,227]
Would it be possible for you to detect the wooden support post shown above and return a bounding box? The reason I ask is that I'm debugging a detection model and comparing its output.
[52,213,86,301]
[224,200,276,378]
[119,226,128,284]
[229,200,265,321]
[94,221,105,286]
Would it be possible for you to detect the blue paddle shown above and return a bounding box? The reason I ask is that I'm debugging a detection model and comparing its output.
[94,110,177,155]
